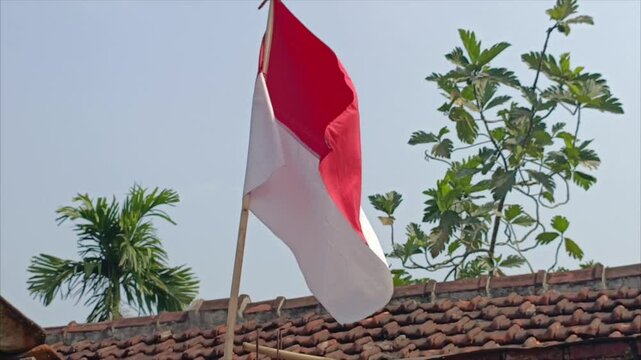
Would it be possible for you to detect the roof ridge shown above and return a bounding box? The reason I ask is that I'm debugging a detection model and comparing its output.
[44,263,641,336]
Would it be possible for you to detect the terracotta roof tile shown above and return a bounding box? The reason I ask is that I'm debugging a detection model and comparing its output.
[67,349,94,360]
[47,265,641,360]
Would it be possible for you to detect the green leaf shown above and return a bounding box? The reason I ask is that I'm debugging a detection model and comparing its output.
[564,237,584,260]
[470,179,492,193]
[406,222,428,246]
[390,268,426,286]
[388,243,405,259]
[500,255,526,268]
[526,170,556,193]
[449,107,478,144]
[579,260,597,269]
[458,257,491,279]
[543,85,577,106]
[536,232,559,245]
[565,15,594,25]
[477,82,497,109]
[546,0,578,21]
[445,47,470,67]
[368,191,403,217]
[441,68,471,83]
[541,191,554,207]
[477,42,511,66]
[438,102,453,113]
[552,122,566,134]
[573,171,597,190]
[458,29,481,63]
[578,147,600,170]
[426,72,441,82]
[440,210,461,230]
[409,131,438,145]
[551,215,569,233]
[504,205,523,222]
[513,214,536,227]
[491,169,516,201]
[461,85,475,101]
[523,52,582,82]
[558,24,571,36]
[428,228,449,258]
[432,138,454,159]
[485,95,511,110]
[541,191,555,203]
[556,131,575,148]
[506,107,530,131]
[486,68,521,88]
[584,93,624,114]
[490,127,506,142]
[532,130,553,146]
[564,76,624,114]
[447,240,462,255]
[428,211,460,258]
[519,87,537,107]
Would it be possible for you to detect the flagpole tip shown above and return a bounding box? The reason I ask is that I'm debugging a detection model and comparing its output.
[258,0,268,10]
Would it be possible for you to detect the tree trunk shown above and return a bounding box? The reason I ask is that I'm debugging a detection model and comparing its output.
[111,277,122,320]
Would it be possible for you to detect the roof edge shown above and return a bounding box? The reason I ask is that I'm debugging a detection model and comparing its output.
[1,295,47,354]
[44,263,641,344]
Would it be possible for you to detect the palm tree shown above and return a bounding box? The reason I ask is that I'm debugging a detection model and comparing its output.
[27,185,199,322]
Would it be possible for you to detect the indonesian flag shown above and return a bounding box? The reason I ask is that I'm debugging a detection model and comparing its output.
[243,0,393,323]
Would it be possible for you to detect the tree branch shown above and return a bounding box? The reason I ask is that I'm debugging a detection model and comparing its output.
[548,236,565,272]
[453,140,493,152]
[424,151,453,166]
[573,106,582,147]
[523,25,558,146]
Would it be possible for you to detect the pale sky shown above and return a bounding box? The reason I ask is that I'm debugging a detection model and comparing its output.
[1,0,639,326]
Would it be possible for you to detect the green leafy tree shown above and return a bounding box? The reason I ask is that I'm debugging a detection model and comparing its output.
[370,0,622,283]
[27,185,199,322]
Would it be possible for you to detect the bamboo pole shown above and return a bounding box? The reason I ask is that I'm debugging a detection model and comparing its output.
[261,0,275,74]
[243,343,330,360]
[222,2,275,360]
[222,194,251,360]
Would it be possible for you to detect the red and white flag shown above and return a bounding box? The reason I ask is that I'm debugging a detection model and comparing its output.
[244,0,393,323]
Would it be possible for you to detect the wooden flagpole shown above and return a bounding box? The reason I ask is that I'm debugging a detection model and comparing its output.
[222,194,251,360]
[222,2,274,360]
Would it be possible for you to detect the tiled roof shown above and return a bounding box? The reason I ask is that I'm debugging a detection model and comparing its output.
[1,295,46,354]
[47,264,641,360]
[1,295,63,360]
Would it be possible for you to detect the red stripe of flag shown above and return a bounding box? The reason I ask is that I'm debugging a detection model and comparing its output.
[260,0,365,241]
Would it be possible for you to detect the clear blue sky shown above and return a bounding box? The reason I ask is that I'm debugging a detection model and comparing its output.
[1,0,639,326]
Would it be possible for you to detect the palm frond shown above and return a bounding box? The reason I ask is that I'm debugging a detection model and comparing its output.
[28,184,199,322]
[27,254,84,305]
